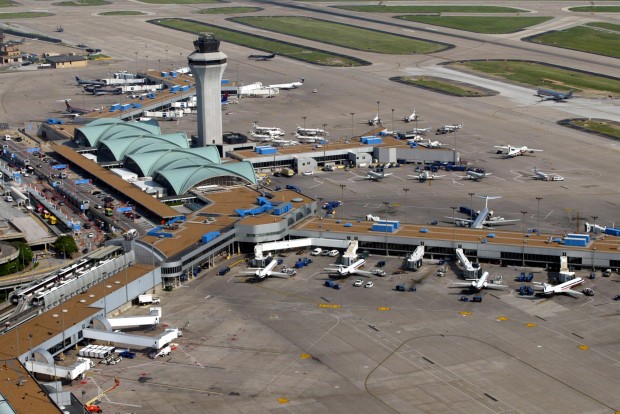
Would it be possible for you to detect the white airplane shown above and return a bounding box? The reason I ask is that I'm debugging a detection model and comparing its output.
[409,127,431,135]
[368,114,381,126]
[272,139,300,146]
[252,123,285,136]
[403,110,419,122]
[365,171,393,181]
[445,195,520,229]
[250,131,276,141]
[411,171,445,181]
[536,88,573,102]
[462,170,492,181]
[534,277,584,298]
[295,124,328,136]
[450,272,507,291]
[267,78,304,90]
[294,133,319,143]
[443,123,462,131]
[494,145,543,158]
[420,139,443,148]
[240,260,290,279]
[325,259,372,277]
[533,167,564,181]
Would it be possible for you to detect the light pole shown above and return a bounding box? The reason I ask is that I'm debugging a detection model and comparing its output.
[454,128,458,163]
[302,116,307,130]
[403,188,409,213]
[179,51,183,69]
[134,51,138,74]
[591,215,598,235]
[383,201,390,256]
[391,108,395,131]
[317,197,323,218]
[376,101,380,123]
[451,206,457,249]
[468,192,475,221]
[60,294,66,351]
[536,197,543,232]
[350,112,355,139]
[339,184,346,219]
[521,211,527,266]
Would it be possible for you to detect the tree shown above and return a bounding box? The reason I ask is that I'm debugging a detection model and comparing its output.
[53,235,78,256]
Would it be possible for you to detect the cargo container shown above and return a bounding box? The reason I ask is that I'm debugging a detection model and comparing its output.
[376,220,400,229]
[563,237,587,247]
[605,228,620,237]
[201,231,221,243]
[120,103,131,111]
[566,233,590,243]
[372,223,395,233]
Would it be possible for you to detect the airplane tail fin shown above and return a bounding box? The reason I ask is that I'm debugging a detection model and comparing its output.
[566,91,573,98]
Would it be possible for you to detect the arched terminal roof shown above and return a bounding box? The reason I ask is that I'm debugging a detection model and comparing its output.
[98,132,189,162]
[74,119,160,147]
[155,161,257,195]
[125,146,221,177]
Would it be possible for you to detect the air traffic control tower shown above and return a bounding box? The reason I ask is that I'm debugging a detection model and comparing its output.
[188,33,227,147]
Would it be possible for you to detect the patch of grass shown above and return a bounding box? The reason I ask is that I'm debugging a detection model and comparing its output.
[54,0,110,5]
[0,0,15,7]
[230,16,449,54]
[570,120,620,140]
[397,16,551,34]
[569,6,620,13]
[0,11,53,17]
[137,0,219,3]
[586,22,620,32]
[151,18,369,67]
[195,7,261,14]
[396,76,494,97]
[450,60,620,97]
[87,54,111,60]
[335,5,526,13]
[100,10,146,16]
[527,26,620,59]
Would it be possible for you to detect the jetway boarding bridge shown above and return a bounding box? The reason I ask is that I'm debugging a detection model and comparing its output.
[456,248,480,278]
[25,357,94,381]
[406,245,424,270]
[254,237,358,264]
[107,307,161,329]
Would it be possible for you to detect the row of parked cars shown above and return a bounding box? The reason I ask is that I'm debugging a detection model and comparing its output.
[311,248,339,257]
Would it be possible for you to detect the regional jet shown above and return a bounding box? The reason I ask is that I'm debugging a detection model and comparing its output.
[248,52,276,61]
[295,124,328,136]
[536,88,573,102]
[365,171,393,181]
[267,78,304,90]
[534,277,584,298]
[419,139,444,148]
[61,99,95,115]
[462,170,492,181]
[240,260,290,279]
[252,123,285,136]
[449,271,507,292]
[75,76,106,87]
[533,167,564,181]
[445,195,520,229]
[368,114,381,126]
[403,110,419,123]
[494,145,543,158]
[412,171,445,181]
[325,259,372,277]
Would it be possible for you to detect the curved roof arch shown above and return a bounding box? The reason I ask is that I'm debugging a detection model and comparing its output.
[75,119,160,147]
[98,132,189,162]
[125,146,221,177]
[154,162,257,195]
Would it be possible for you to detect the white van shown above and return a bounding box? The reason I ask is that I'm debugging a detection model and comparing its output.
[311,248,322,256]
[4,195,13,202]
[148,345,171,359]
[4,135,10,141]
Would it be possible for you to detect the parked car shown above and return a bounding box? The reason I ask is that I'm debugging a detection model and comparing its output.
[119,351,136,359]
[218,267,231,275]
[365,281,374,288]
[86,405,102,413]
[354,279,363,287]
[328,250,339,257]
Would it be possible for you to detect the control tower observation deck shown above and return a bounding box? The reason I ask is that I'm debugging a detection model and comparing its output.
[187,33,227,148]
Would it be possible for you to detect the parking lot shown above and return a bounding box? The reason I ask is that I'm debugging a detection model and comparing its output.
[65,251,620,413]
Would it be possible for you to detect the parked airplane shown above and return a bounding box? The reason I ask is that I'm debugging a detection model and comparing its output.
[55,25,64,33]
[75,76,106,87]
[60,99,95,115]
[240,260,290,279]
[294,134,320,143]
[462,170,492,181]
[295,124,328,136]
[368,113,381,126]
[325,259,372,277]
[267,78,304,90]
[536,88,574,102]
[534,277,584,298]
[248,52,276,61]
[249,131,276,141]
[412,171,445,181]
[450,271,507,291]
[85,86,122,95]
[419,139,443,148]
[252,123,285,136]
[445,195,520,229]
[494,145,543,158]
[436,124,462,134]
[533,167,564,181]
[409,127,431,135]
[403,110,418,122]
[365,171,393,181]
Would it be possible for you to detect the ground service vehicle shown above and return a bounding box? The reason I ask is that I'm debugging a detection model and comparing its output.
[149,345,171,359]
[138,294,160,305]
[354,280,363,287]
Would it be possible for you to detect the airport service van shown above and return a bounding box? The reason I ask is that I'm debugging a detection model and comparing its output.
[138,294,161,305]
[149,345,171,359]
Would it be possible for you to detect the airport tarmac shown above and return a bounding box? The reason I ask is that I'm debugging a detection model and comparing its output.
[65,253,620,413]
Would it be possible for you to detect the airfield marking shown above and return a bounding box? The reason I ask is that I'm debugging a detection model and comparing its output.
[525,322,537,327]
[497,316,508,321]
[459,311,472,316]
[277,397,289,404]
[300,353,312,359]
[577,345,590,350]
[377,307,391,311]
[318,303,342,308]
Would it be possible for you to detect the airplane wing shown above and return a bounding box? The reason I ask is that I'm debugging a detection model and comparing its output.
[434,174,446,179]
[485,284,507,290]
[449,282,474,288]
[353,270,373,277]
[445,216,473,224]
[563,289,584,298]
[494,145,510,150]
[528,149,543,152]
[481,219,520,226]
[268,272,291,279]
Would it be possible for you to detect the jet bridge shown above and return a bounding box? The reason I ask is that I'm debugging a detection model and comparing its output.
[455,248,480,278]
[82,326,179,349]
[406,245,424,271]
[107,307,161,328]
[254,237,352,260]
[25,357,94,381]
